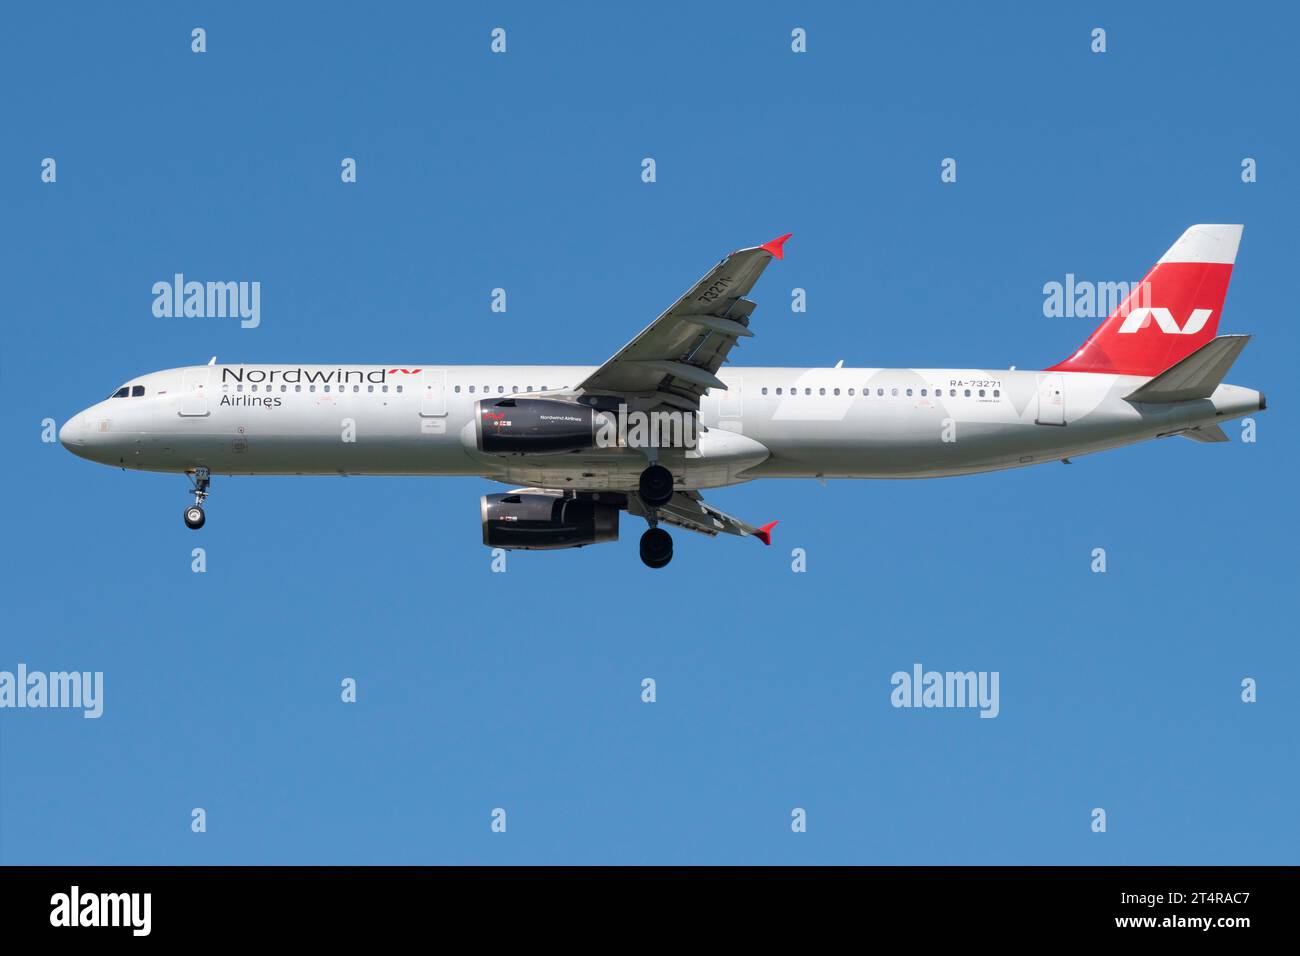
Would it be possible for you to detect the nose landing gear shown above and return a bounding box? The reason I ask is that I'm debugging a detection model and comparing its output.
[184,468,211,530]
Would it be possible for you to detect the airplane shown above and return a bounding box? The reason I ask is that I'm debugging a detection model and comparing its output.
[59,224,1263,568]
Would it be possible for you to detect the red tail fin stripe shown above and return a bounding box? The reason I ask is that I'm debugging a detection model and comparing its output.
[1048,225,1241,377]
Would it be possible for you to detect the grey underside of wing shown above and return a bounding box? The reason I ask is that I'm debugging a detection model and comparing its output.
[626,490,758,538]
[575,246,777,409]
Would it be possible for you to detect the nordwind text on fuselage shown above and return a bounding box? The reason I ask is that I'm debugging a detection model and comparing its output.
[221,367,411,385]
[217,367,417,409]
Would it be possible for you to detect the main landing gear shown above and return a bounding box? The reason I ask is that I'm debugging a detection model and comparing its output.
[638,463,674,508]
[184,467,210,530]
[637,463,675,568]
[639,526,673,569]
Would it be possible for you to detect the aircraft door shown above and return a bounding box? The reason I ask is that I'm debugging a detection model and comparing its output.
[1034,373,1065,426]
[718,374,743,419]
[179,367,211,417]
[420,368,447,417]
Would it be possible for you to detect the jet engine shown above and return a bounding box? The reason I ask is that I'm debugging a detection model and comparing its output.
[475,398,609,455]
[480,492,620,550]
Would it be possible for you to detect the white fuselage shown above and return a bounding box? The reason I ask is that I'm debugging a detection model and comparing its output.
[59,363,1264,490]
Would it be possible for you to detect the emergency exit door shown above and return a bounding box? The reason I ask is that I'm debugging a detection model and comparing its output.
[419,368,447,417]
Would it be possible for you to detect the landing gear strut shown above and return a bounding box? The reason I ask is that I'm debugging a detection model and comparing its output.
[184,468,210,530]
[639,526,673,569]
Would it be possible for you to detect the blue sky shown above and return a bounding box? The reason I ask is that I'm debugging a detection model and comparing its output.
[1,2,1296,864]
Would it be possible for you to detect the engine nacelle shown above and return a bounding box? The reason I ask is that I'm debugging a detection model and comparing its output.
[475,398,602,455]
[481,492,620,550]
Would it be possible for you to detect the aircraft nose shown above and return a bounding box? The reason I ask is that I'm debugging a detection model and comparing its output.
[59,414,86,451]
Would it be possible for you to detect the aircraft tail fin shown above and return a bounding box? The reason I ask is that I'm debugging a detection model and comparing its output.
[1124,334,1250,404]
[1049,225,1243,377]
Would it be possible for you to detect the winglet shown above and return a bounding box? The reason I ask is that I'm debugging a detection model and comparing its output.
[755,520,779,546]
[760,233,792,260]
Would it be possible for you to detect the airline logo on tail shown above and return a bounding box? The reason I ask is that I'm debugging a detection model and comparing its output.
[1117,307,1213,335]
[1048,224,1242,377]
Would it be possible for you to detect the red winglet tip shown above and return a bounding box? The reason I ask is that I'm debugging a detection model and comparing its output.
[760,233,792,260]
[755,520,779,546]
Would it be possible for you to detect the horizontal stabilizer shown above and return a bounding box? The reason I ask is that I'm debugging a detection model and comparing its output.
[1180,423,1230,443]
[1124,335,1250,404]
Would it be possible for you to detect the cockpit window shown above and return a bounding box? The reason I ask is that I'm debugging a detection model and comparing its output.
[131,385,145,397]
[111,387,130,398]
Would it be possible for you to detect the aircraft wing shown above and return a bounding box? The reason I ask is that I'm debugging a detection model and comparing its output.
[627,490,777,544]
[575,234,791,411]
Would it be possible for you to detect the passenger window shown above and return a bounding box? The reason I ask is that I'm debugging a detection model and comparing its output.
[949,389,956,397]
[994,389,1001,397]
[921,389,927,396]
[761,387,768,395]
[964,389,971,397]
[497,386,504,394]
[775,388,782,395]
[237,384,244,392]
[282,385,288,392]
[397,385,404,393]
[367,385,374,393]
[354,385,360,393]
[469,386,475,393]
[906,388,913,397]
[877,388,884,396]
[252,384,259,392]
[454,385,461,393]
[131,385,144,397]
[804,388,811,395]
[512,386,519,393]
[309,385,316,392]
[979,389,985,397]
[819,388,826,396]
[295,385,301,392]
[891,388,898,396]
[849,388,855,396]
[833,388,840,396]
